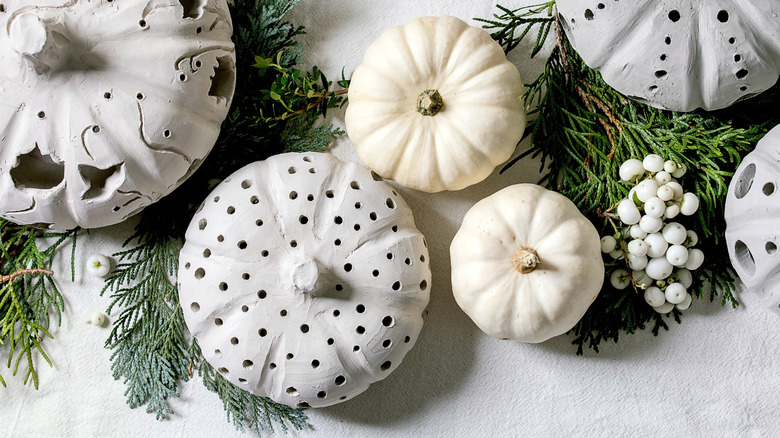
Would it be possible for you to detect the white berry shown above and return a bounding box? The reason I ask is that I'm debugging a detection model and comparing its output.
[630,225,648,240]
[636,179,660,203]
[656,184,675,201]
[87,254,111,278]
[685,248,705,270]
[619,159,645,181]
[646,257,674,280]
[644,233,669,258]
[90,312,107,327]
[663,160,678,173]
[675,268,693,288]
[610,269,631,289]
[685,230,699,247]
[627,239,648,257]
[628,254,649,270]
[642,154,664,173]
[664,282,687,304]
[680,192,700,216]
[653,301,675,314]
[676,293,693,311]
[601,235,618,253]
[639,215,663,234]
[617,199,641,225]
[644,286,666,307]
[609,249,624,260]
[632,270,653,288]
[644,197,666,218]
[666,181,684,200]
[664,204,680,219]
[654,171,672,185]
[666,244,689,266]
[662,222,687,245]
[672,163,687,178]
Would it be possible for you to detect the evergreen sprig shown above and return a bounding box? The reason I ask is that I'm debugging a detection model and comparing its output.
[0,219,77,388]
[487,4,780,353]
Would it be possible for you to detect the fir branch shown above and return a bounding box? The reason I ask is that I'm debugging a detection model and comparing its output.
[477,2,556,57]
[0,220,77,388]
[487,4,780,353]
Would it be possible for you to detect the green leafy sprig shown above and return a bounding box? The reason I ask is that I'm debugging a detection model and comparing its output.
[486,3,780,353]
[0,220,77,388]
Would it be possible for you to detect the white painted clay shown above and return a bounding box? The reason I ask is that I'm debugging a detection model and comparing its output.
[178,152,431,408]
[0,0,236,229]
[556,0,780,112]
[725,125,780,317]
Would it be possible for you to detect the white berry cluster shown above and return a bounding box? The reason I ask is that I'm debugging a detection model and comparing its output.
[601,154,703,314]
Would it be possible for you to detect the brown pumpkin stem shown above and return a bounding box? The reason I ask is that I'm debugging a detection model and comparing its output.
[512,247,540,274]
[416,89,443,116]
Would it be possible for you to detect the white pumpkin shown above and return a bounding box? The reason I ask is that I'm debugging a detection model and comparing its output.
[725,125,780,316]
[178,152,431,408]
[0,0,236,229]
[450,184,604,342]
[556,0,780,112]
[345,16,526,193]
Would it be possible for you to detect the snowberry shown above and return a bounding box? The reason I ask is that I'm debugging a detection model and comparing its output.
[646,257,674,280]
[87,253,111,278]
[666,244,689,266]
[664,282,687,304]
[675,268,693,288]
[632,270,653,288]
[685,248,705,270]
[639,215,663,234]
[617,199,641,224]
[644,233,669,258]
[642,154,664,173]
[672,163,687,179]
[656,184,675,201]
[653,301,675,314]
[635,179,660,202]
[619,159,645,181]
[644,197,666,218]
[664,204,680,219]
[629,225,648,240]
[680,192,700,216]
[662,222,687,245]
[628,254,648,270]
[90,312,107,327]
[627,239,648,257]
[610,269,631,289]
[676,293,693,311]
[601,235,618,253]
[666,181,684,200]
[644,286,666,307]
[609,249,624,260]
[654,171,672,185]
[663,160,678,173]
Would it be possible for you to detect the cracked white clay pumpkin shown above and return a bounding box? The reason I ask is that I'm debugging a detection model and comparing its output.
[178,152,431,408]
[725,125,780,316]
[556,0,780,112]
[450,184,604,342]
[345,16,526,193]
[0,0,236,229]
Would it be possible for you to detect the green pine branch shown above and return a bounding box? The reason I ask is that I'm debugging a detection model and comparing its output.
[486,3,780,353]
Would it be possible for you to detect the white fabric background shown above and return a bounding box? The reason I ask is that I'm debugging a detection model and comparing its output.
[3,1,779,436]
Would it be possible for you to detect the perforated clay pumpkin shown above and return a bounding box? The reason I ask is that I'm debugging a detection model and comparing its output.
[345,15,526,193]
[556,0,780,112]
[450,184,604,342]
[0,0,236,229]
[725,125,780,316]
[178,152,431,408]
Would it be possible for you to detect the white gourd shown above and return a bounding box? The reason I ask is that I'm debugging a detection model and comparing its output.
[178,152,431,408]
[450,184,604,343]
[725,125,780,317]
[556,0,780,112]
[345,16,526,193]
[0,0,236,229]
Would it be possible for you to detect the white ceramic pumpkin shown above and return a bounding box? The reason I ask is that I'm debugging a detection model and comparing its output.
[450,184,604,342]
[178,152,431,408]
[556,0,780,112]
[0,0,236,229]
[725,125,780,316]
[345,15,526,193]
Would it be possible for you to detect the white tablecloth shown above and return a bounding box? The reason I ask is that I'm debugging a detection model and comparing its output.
[3,1,779,436]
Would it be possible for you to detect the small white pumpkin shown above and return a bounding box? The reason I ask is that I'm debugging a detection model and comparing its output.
[725,125,780,316]
[556,0,780,112]
[450,184,604,342]
[345,16,526,193]
[0,0,236,229]
[178,152,431,408]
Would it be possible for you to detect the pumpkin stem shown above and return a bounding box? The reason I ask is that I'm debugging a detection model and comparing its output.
[416,89,443,116]
[292,259,320,293]
[512,247,540,274]
[9,14,69,75]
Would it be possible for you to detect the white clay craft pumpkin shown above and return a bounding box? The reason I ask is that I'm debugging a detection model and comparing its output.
[0,0,236,229]
[725,125,780,316]
[178,152,431,408]
[345,16,526,193]
[450,184,604,342]
[556,0,780,112]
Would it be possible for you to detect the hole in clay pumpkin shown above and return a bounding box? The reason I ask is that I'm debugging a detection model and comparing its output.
[299,215,308,224]
[354,202,362,209]
[199,219,207,230]
[356,304,365,313]
[382,316,394,327]
[203,248,211,258]
[317,391,326,399]
[734,54,742,62]
[218,367,229,375]
[350,181,360,190]
[178,0,206,18]
[766,242,777,255]
[190,302,200,312]
[736,69,748,80]
[326,190,334,198]
[241,179,252,189]
[209,55,236,102]
[259,328,267,337]
[251,196,259,204]
[297,402,310,408]
[0,5,5,13]
[392,281,401,291]
[334,216,343,224]
[354,224,361,231]
[11,145,65,190]
[214,318,223,326]
[660,54,667,61]
[231,337,239,345]
[241,305,249,312]
[729,37,736,44]
[584,9,594,20]
[420,279,428,291]
[300,324,309,333]
[243,360,254,370]
[79,163,124,200]
[286,387,299,396]
[734,240,756,276]
[214,349,221,358]
[269,363,276,369]
[257,290,267,299]
[311,359,320,368]
[668,10,680,22]
[333,309,341,316]
[380,361,392,371]
[194,268,205,279]
[404,336,411,343]
[344,263,352,272]
[261,250,269,257]
[327,338,334,345]
[370,212,377,221]
[238,378,247,384]
[386,198,396,209]
[286,353,294,360]
[353,345,360,352]
[356,326,365,334]
[335,284,343,292]
[371,171,383,181]
[242,273,250,280]
[372,269,380,277]
[219,282,228,291]
[655,70,667,78]
[734,163,755,199]
[664,36,672,45]
[335,376,346,385]
[717,10,729,22]
[280,309,288,317]
[763,183,775,196]
[334,239,342,246]
[289,191,298,200]
[383,339,392,348]
[237,240,247,249]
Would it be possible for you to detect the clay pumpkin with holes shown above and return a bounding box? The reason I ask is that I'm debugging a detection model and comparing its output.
[556,0,780,111]
[450,184,604,343]
[725,125,780,314]
[345,15,526,193]
[178,152,431,408]
[0,0,235,229]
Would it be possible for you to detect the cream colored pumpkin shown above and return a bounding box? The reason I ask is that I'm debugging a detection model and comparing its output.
[450,184,604,342]
[345,16,526,193]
